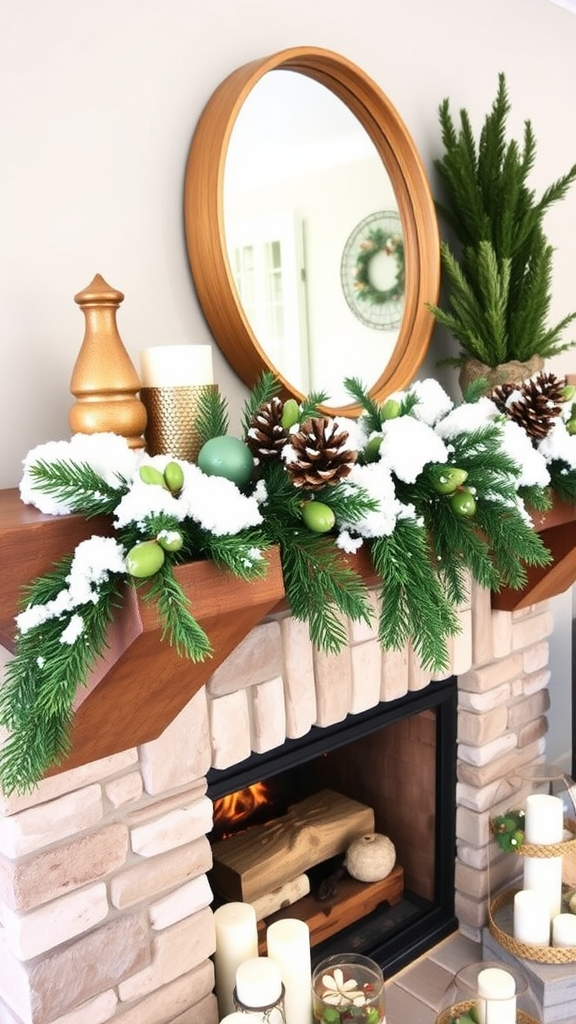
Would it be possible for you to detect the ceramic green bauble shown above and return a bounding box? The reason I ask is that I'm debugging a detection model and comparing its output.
[197,435,254,487]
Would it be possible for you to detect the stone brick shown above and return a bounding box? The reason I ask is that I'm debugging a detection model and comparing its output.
[49,990,118,1024]
[470,582,494,667]
[314,643,352,726]
[407,645,431,691]
[280,615,316,739]
[457,706,508,747]
[511,610,554,651]
[524,668,551,696]
[117,967,215,1024]
[458,682,512,713]
[27,912,150,1022]
[457,740,546,788]
[0,823,128,911]
[127,785,207,827]
[140,688,211,794]
[457,842,489,870]
[0,786,104,858]
[517,715,549,748]
[0,752,137,819]
[349,588,381,643]
[455,889,488,930]
[458,654,522,693]
[207,621,282,696]
[350,639,381,713]
[456,779,503,814]
[2,882,109,961]
[249,676,286,753]
[118,911,214,1001]
[380,646,409,702]
[209,689,251,769]
[523,641,549,673]
[149,875,213,930]
[0,935,33,1022]
[110,837,211,909]
[104,772,143,809]
[491,610,512,658]
[456,805,490,847]
[507,688,550,729]
[130,795,213,858]
[458,732,517,767]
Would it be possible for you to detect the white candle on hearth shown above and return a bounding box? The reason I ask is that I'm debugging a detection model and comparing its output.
[235,956,283,1007]
[552,912,576,947]
[213,902,258,1017]
[524,854,563,921]
[139,344,213,387]
[266,918,312,1024]
[476,967,516,1024]
[513,888,550,945]
[524,793,564,844]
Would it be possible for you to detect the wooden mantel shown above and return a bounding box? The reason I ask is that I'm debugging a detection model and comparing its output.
[0,488,286,775]
[1,486,576,776]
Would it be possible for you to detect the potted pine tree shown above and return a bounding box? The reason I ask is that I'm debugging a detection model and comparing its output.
[428,73,576,392]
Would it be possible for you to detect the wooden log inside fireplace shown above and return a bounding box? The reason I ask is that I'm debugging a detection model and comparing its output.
[210,789,375,903]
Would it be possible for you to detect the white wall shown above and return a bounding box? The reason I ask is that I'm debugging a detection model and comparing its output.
[1,0,574,758]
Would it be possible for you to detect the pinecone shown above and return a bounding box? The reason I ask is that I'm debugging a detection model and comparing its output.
[246,397,288,462]
[490,371,566,441]
[285,416,356,490]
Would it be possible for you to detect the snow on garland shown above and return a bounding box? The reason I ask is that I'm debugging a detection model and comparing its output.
[2,371,576,794]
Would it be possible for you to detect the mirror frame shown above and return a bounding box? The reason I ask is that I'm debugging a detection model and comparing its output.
[184,46,440,416]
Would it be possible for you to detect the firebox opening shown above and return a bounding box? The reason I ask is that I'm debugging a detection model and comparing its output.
[207,676,458,977]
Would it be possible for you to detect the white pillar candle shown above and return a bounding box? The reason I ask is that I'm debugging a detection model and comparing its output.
[213,902,259,1017]
[476,967,516,1024]
[139,344,213,386]
[235,956,283,1007]
[524,793,564,844]
[266,918,312,1024]
[220,1015,264,1024]
[513,889,550,945]
[552,913,576,947]
[523,854,563,921]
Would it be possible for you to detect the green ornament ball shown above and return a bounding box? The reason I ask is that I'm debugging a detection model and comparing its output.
[197,436,254,487]
[449,488,477,518]
[302,500,336,534]
[281,398,300,430]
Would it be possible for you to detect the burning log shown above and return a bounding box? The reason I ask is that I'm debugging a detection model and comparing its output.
[211,788,374,902]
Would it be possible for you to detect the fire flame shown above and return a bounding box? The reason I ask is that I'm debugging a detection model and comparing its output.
[213,781,271,836]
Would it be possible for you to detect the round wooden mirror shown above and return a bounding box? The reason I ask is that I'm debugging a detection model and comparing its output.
[184,46,440,416]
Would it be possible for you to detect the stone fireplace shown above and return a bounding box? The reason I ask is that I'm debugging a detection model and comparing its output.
[0,579,554,1024]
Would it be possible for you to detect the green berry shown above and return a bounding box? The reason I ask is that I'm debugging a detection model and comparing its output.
[561,384,576,403]
[320,1009,340,1024]
[430,465,469,495]
[125,540,166,578]
[381,398,401,420]
[363,435,383,463]
[139,464,167,487]
[567,417,576,436]
[302,500,336,534]
[163,461,185,494]
[281,398,300,430]
[157,529,184,553]
[449,488,477,518]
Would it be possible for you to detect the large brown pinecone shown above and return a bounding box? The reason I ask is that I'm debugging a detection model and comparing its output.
[246,397,289,462]
[490,371,566,441]
[285,416,356,490]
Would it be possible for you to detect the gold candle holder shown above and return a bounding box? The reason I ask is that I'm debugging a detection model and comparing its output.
[141,384,218,462]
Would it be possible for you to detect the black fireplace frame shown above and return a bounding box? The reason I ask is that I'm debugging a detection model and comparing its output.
[207,675,458,977]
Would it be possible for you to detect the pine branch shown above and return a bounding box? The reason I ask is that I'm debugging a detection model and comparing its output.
[202,531,270,580]
[140,562,213,661]
[195,387,229,446]
[241,371,281,435]
[27,459,127,517]
[343,377,382,432]
[547,462,576,505]
[370,521,460,673]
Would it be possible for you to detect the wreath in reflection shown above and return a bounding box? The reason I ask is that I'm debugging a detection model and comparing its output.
[354,228,405,306]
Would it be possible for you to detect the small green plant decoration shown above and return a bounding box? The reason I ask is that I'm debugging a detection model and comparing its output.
[428,72,576,373]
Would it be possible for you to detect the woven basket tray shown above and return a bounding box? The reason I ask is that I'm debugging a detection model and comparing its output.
[489,816,576,858]
[435,1001,539,1024]
[488,887,576,964]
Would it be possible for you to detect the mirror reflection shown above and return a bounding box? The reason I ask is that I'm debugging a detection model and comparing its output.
[223,70,402,405]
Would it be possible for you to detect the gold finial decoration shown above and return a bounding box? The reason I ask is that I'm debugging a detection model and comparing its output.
[69,274,147,448]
